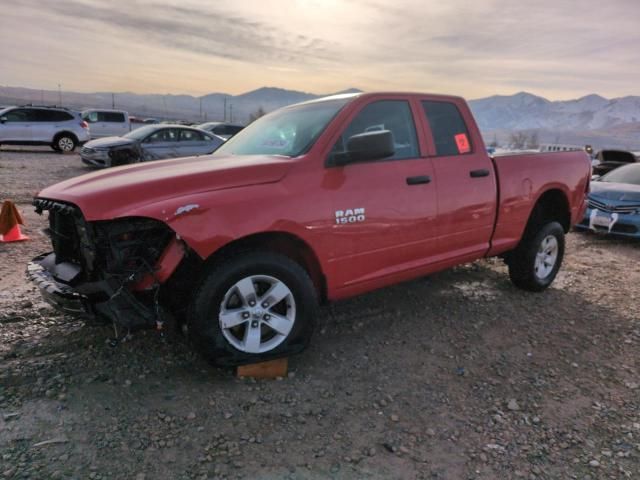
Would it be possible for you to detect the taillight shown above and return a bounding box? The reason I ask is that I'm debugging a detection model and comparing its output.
[80,121,89,129]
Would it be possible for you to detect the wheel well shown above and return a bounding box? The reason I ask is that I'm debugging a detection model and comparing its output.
[527,189,571,233]
[205,232,327,301]
[53,131,78,144]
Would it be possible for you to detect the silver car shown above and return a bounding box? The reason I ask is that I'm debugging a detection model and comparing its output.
[0,106,91,152]
[197,122,244,140]
[80,125,225,168]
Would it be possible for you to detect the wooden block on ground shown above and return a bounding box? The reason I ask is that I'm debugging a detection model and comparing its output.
[237,358,288,379]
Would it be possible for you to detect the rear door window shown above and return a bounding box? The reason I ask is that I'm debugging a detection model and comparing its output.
[179,129,205,142]
[99,112,126,123]
[421,101,472,156]
[333,100,419,160]
[50,110,74,122]
[30,110,73,122]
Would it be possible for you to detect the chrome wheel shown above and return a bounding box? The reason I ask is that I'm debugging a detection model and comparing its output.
[219,275,296,354]
[534,235,558,280]
[58,136,75,152]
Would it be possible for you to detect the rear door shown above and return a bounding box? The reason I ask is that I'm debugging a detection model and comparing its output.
[175,128,213,157]
[140,128,179,160]
[37,110,75,143]
[320,98,439,287]
[419,99,497,260]
[0,108,32,141]
[100,111,128,137]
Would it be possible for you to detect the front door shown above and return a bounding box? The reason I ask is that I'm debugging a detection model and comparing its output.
[176,129,212,157]
[0,108,32,142]
[320,99,438,288]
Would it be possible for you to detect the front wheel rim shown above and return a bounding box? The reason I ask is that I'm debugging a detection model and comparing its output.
[219,275,296,354]
[58,137,74,151]
[534,235,559,280]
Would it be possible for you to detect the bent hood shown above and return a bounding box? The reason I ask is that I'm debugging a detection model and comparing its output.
[84,136,136,149]
[37,154,294,220]
[590,181,640,203]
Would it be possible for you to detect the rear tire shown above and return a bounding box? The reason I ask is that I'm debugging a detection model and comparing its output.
[508,221,565,292]
[188,251,317,366]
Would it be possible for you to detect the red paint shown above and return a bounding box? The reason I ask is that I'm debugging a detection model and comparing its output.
[132,237,185,291]
[36,92,591,301]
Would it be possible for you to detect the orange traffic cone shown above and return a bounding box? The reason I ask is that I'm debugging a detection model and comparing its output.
[0,200,29,242]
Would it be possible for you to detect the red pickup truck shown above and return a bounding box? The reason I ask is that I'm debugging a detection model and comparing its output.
[29,92,591,365]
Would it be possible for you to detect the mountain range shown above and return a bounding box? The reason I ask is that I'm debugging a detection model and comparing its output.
[1,86,639,149]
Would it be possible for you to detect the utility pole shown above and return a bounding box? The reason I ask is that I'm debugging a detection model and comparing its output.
[199,97,202,120]
[223,98,227,121]
[58,83,62,106]
[229,104,233,123]
[112,93,115,109]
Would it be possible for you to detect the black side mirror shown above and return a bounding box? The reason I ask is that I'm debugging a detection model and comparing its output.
[331,130,395,166]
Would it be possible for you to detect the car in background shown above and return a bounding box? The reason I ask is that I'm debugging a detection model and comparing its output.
[0,106,90,152]
[143,118,160,124]
[82,109,130,138]
[591,149,637,177]
[80,124,224,168]
[576,163,640,238]
[197,122,244,140]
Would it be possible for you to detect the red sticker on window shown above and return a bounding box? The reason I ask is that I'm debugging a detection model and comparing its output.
[455,133,471,154]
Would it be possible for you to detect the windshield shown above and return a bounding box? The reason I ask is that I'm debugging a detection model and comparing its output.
[124,125,158,140]
[600,164,640,185]
[213,98,351,157]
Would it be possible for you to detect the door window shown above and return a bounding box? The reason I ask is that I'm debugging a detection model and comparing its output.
[179,129,205,142]
[83,111,99,123]
[99,112,126,123]
[421,101,472,156]
[3,109,30,122]
[144,129,178,143]
[29,110,73,122]
[333,100,419,160]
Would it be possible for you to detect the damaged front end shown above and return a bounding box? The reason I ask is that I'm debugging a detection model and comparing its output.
[28,198,185,330]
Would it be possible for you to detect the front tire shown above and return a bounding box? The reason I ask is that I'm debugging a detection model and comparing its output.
[54,134,77,153]
[188,252,318,366]
[508,221,565,291]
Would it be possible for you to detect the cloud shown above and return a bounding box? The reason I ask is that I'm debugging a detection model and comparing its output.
[1,0,639,99]
[14,0,337,65]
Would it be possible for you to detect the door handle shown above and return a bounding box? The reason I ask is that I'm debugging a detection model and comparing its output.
[470,169,490,178]
[406,175,431,185]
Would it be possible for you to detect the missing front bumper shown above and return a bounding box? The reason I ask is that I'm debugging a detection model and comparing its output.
[27,253,160,329]
[27,254,88,315]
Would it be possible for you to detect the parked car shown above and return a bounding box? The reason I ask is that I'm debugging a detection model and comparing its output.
[28,92,590,366]
[576,163,640,238]
[82,109,130,138]
[80,124,224,168]
[197,122,244,140]
[591,149,637,177]
[0,106,90,152]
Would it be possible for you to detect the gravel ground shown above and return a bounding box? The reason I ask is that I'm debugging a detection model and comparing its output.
[1,147,639,479]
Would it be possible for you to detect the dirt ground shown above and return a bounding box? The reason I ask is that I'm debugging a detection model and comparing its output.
[1,147,639,480]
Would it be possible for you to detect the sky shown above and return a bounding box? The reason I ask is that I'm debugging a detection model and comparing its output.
[1,0,639,100]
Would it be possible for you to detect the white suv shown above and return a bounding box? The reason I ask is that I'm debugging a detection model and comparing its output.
[0,106,91,152]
